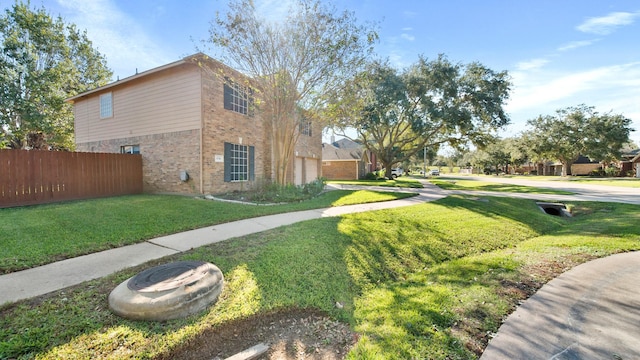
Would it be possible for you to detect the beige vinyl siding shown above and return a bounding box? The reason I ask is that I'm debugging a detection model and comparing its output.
[75,65,202,143]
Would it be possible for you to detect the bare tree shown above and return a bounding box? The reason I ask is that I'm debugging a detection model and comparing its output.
[208,0,377,184]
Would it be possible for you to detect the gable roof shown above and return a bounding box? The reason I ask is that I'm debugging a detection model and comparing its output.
[322,143,364,161]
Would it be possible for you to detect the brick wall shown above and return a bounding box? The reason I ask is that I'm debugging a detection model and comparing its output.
[322,160,359,180]
[572,163,601,175]
[199,62,266,194]
[77,129,201,194]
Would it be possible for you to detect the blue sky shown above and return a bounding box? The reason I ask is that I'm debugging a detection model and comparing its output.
[7,0,640,145]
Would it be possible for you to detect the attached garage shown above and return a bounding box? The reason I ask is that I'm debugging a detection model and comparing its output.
[294,157,319,185]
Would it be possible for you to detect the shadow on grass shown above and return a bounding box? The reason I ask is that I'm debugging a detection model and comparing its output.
[2,195,637,359]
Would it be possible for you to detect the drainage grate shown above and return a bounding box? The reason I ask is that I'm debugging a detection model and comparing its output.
[127,260,209,292]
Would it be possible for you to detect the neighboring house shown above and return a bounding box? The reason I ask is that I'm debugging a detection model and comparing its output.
[517,156,600,176]
[67,53,321,194]
[321,138,376,180]
[620,149,640,177]
[569,155,602,176]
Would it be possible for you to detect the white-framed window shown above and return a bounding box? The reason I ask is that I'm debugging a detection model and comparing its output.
[230,143,248,181]
[299,119,312,136]
[100,92,113,118]
[223,79,251,115]
[120,145,140,154]
[224,142,255,182]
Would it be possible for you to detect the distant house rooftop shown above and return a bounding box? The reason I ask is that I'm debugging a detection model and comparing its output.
[321,143,363,161]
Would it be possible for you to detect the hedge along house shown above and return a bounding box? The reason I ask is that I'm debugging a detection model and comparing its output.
[67,53,322,194]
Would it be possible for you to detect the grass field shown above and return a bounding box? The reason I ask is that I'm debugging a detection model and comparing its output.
[328,178,424,188]
[429,178,574,194]
[0,190,416,274]
[1,195,638,359]
[460,174,640,188]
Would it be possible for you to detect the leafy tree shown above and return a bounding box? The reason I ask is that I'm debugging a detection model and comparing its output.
[524,105,633,176]
[483,140,510,174]
[0,2,112,150]
[328,56,511,178]
[208,0,377,184]
[462,148,491,174]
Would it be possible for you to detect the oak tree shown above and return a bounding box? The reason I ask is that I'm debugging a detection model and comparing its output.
[524,105,633,176]
[328,56,511,179]
[0,2,112,150]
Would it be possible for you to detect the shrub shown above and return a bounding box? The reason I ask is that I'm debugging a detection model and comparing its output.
[604,166,618,177]
[363,172,377,180]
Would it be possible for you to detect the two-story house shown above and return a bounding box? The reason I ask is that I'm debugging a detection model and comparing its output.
[67,53,322,194]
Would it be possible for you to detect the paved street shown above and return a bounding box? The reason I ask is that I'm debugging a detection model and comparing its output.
[442,175,640,205]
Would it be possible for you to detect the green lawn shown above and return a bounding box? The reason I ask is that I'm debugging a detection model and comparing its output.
[1,196,638,359]
[0,190,416,274]
[328,178,424,188]
[562,177,640,187]
[469,174,640,188]
[430,178,574,194]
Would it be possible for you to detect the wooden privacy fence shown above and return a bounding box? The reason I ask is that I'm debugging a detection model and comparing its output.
[0,150,143,208]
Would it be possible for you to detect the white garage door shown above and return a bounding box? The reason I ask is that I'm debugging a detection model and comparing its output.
[305,158,318,183]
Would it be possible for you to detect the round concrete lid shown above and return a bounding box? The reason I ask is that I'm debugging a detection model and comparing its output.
[109,261,224,321]
[127,260,210,292]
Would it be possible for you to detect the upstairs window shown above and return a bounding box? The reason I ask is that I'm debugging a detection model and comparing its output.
[120,145,140,154]
[299,120,312,136]
[223,79,252,115]
[100,92,113,118]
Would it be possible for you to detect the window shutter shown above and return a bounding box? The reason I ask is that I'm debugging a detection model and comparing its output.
[223,83,232,111]
[249,146,255,181]
[224,142,231,182]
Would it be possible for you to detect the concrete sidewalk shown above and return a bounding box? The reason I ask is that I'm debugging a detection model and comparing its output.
[481,251,640,359]
[0,188,443,305]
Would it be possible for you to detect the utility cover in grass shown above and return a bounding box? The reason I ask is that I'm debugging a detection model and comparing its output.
[109,260,224,321]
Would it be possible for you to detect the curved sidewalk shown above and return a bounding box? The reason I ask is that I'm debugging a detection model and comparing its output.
[481,251,640,359]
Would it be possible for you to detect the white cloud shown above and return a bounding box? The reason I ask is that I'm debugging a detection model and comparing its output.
[56,0,171,79]
[403,10,418,18]
[507,62,640,124]
[576,11,639,35]
[515,58,549,71]
[557,39,598,51]
[401,33,415,41]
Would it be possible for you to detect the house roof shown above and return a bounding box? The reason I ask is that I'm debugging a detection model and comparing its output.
[621,148,640,160]
[574,155,598,164]
[322,143,363,161]
[332,138,361,149]
[65,53,219,103]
